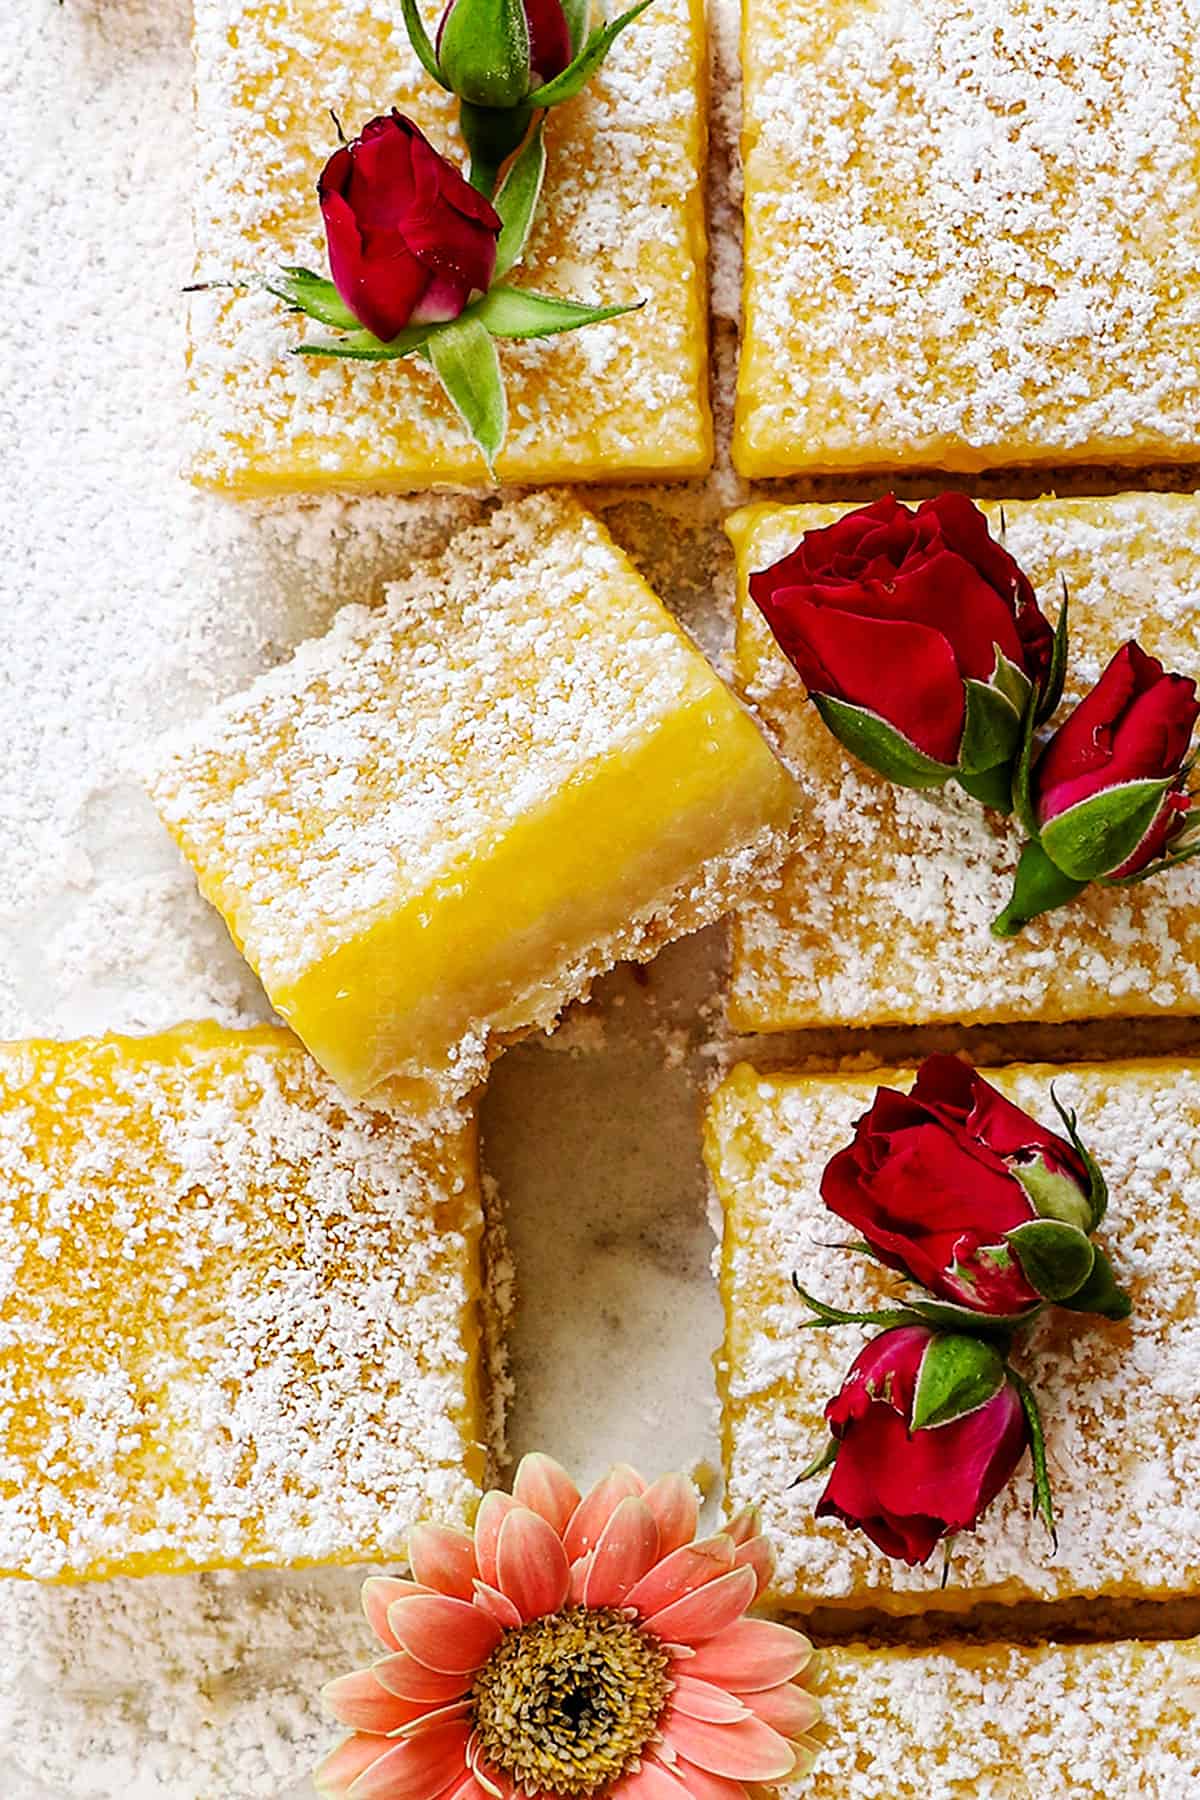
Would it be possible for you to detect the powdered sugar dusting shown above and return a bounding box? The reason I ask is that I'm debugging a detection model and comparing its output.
[737,0,1200,473]
[710,1060,1200,1611]
[729,494,1200,1031]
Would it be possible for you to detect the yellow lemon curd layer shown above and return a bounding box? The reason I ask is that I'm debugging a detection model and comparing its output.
[797,1637,1200,1798]
[149,494,798,1106]
[0,1022,487,1581]
[735,0,1200,477]
[189,0,711,492]
[727,493,1200,1034]
[706,1060,1200,1616]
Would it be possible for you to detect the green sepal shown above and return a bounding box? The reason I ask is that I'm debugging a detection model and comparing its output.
[1104,832,1200,889]
[560,0,590,55]
[1005,1219,1095,1303]
[793,1438,838,1484]
[902,1296,1038,1336]
[1039,778,1173,882]
[426,313,508,473]
[266,267,360,332]
[399,0,450,87]
[459,100,533,194]
[475,283,643,337]
[959,668,1026,778]
[293,323,436,361]
[1011,1157,1093,1234]
[438,0,531,109]
[1011,685,1040,838]
[493,119,546,277]
[992,839,1089,938]
[1010,1371,1056,1546]
[811,694,957,791]
[1058,1243,1132,1322]
[1036,577,1070,726]
[790,1278,926,1333]
[910,1333,1008,1432]
[532,0,655,106]
[1049,1085,1108,1228]
[957,761,1016,812]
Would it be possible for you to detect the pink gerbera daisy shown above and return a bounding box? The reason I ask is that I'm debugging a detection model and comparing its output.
[315,1455,822,1800]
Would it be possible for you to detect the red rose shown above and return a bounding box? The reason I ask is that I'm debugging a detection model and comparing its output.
[748,495,1054,795]
[822,1056,1096,1316]
[318,114,501,344]
[815,1326,1029,1565]
[438,0,573,90]
[1033,642,1199,880]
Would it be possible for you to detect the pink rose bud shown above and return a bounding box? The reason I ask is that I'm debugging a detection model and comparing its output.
[437,0,574,102]
[318,113,500,344]
[821,1055,1125,1318]
[749,494,1055,806]
[1034,641,1199,881]
[814,1326,1029,1566]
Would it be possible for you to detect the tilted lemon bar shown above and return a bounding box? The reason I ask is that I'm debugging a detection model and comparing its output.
[189,0,711,492]
[0,1023,488,1582]
[149,494,798,1107]
[728,493,1200,1034]
[707,1060,1200,1614]
[798,1637,1200,1798]
[735,0,1200,477]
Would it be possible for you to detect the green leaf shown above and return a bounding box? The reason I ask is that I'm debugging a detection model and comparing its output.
[992,838,1089,938]
[793,1438,838,1484]
[811,695,957,791]
[959,674,1024,780]
[1037,577,1070,726]
[1039,778,1172,882]
[532,0,655,105]
[1049,1086,1108,1227]
[910,1334,1008,1432]
[493,120,547,278]
[438,0,531,108]
[1006,1219,1095,1302]
[1010,1371,1056,1545]
[1059,1243,1132,1322]
[427,314,508,472]
[266,267,361,332]
[1011,1156,1093,1232]
[399,0,450,87]
[474,282,643,338]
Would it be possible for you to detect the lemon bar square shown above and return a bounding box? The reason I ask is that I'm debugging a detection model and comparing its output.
[799,1637,1200,1798]
[735,0,1200,478]
[0,1023,488,1582]
[189,0,711,493]
[148,494,798,1107]
[707,1059,1200,1614]
[728,493,1200,1034]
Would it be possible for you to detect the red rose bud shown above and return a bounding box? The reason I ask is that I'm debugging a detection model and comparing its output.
[822,1057,1128,1319]
[318,113,500,343]
[436,0,573,107]
[748,494,1055,805]
[995,642,1200,937]
[812,1326,1029,1566]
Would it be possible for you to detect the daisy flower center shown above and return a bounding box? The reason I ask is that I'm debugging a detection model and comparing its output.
[470,1603,672,1796]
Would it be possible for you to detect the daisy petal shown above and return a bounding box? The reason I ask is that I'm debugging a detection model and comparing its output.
[662,1711,796,1782]
[643,1565,757,1645]
[744,1681,823,1738]
[473,1491,519,1589]
[373,1652,473,1705]
[668,1676,752,1724]
[440,1777,501,1800]
[625,1537,736,1618]
[605,1757,688,1797]
[496,1507,571,1620]
[362,1578,429,1651]
[666,1760,747,1799]
[314,1734,388,1800]
[582,1496,660,1607]
[472,1579,524,1629]
[568,1552,592,1603]
[322,1668,423,1734]
[688,1620,815,1692]
[563,1465,647,1560]
[389,1700,474,1740]
[732,1533,773,1601]
[641,1473,700,1557]
[723,1506,761,1547]
[512,1453,580,1533]
[346,1719,472,1800]
[409,1525,478,1601]
[388,1595,503,1675]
